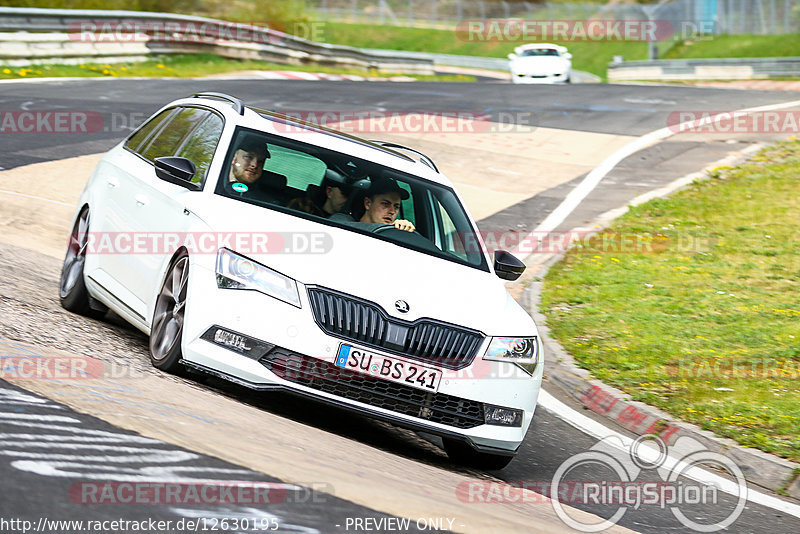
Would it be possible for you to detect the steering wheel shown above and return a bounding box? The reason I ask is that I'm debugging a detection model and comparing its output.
[373,224,399,234]
[372,224,442,253]
[372,224,422,236]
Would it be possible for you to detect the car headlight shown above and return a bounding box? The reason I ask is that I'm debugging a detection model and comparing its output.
[216,248,301,308]
[482,337,540,375]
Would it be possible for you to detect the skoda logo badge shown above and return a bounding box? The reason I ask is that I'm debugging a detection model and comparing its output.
[395,300,409,313]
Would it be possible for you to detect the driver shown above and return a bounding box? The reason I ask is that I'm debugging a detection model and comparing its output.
[359,177,415,232]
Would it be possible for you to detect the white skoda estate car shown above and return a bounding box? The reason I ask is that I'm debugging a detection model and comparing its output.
[60,93,543,469]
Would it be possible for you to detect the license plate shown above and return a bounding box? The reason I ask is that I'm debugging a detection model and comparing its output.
[334,344,442,393]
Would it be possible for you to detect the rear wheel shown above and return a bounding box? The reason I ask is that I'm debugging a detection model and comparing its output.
[59,207,93,315]
[443,438,515,470]
[149,253,189,373]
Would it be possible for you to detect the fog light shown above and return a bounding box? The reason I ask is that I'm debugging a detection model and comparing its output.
[201,326,275,360]
[483,404,523,427]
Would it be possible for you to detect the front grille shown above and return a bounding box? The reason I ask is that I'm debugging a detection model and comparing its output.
[261,350,485,429]
[307,287,483,370]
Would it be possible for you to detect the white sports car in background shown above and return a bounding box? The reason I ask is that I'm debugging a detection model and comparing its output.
[60,92,543,469]
[508,43,572,84]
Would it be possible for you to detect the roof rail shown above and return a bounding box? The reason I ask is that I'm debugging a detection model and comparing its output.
[190,92,245,115]
[369,141,439,173]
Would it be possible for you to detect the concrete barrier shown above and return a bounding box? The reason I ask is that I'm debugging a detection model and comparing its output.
[0,7,434,74]
[608,57,800,82]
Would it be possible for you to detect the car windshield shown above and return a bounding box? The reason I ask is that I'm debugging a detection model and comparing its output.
[215,127,489,272]
[520,49,559,57]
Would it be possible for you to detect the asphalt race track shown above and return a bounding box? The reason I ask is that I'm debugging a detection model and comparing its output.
[1,78,799,533]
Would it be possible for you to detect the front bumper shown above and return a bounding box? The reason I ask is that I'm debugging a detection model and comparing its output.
[511,71,570,84]
[180,263,543,453]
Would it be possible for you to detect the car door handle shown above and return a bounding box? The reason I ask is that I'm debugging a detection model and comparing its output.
[134,194,148,206]
[106,177,119,188]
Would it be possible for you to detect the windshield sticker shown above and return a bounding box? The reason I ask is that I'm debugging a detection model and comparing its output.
[232,183,248,193]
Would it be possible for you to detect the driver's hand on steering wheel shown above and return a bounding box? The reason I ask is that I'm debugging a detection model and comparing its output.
[393,219,415,232]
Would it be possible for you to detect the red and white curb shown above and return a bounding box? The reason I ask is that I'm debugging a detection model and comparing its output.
[200,70,419,82]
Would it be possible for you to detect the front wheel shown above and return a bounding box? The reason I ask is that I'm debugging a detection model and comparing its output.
[443,438,515,470]
[149,253,189,373]
[59,207,93,315]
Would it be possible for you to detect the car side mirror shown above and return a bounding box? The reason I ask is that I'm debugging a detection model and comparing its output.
[507,53,517,60]
[494,250,526,281]
[564,53,572,59]
[154,156,201,191]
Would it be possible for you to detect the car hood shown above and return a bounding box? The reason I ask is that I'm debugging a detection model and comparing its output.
[511,56,570,73]
[195,197,536,335]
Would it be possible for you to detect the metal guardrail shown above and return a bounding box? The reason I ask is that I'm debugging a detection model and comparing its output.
[608,57,800,81]
[364,48,601,82]
[0,7,434,74]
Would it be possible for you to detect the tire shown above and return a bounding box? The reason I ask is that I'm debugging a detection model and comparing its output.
[149,252,189,373]
[59,207,94,315]
[443,438,515,470]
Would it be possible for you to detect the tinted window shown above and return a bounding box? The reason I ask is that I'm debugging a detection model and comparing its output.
[215,128,487,271]
[141,107,208,162]
[125,109,175,154]
[175,113,224,184]
[267,144,327,191]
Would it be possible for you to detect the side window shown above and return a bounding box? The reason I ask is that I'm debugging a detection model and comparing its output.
[125,109,174,154]
[427,190,467,260]
[398,182,414,224]
[140,107,208,162]
[267,145,327,191]
[175,113,224,184]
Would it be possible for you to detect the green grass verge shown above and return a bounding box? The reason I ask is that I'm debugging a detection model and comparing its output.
[540,140,800,461]
[663,34,800,59]
[322,23,800,79]
[0,54,474,82]
[323,22,648,80]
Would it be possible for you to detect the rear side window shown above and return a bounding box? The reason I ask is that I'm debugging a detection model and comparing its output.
[267,144,327,191]
[175,114,224,184]
[140,107,208,162]
[125,109,174,153]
